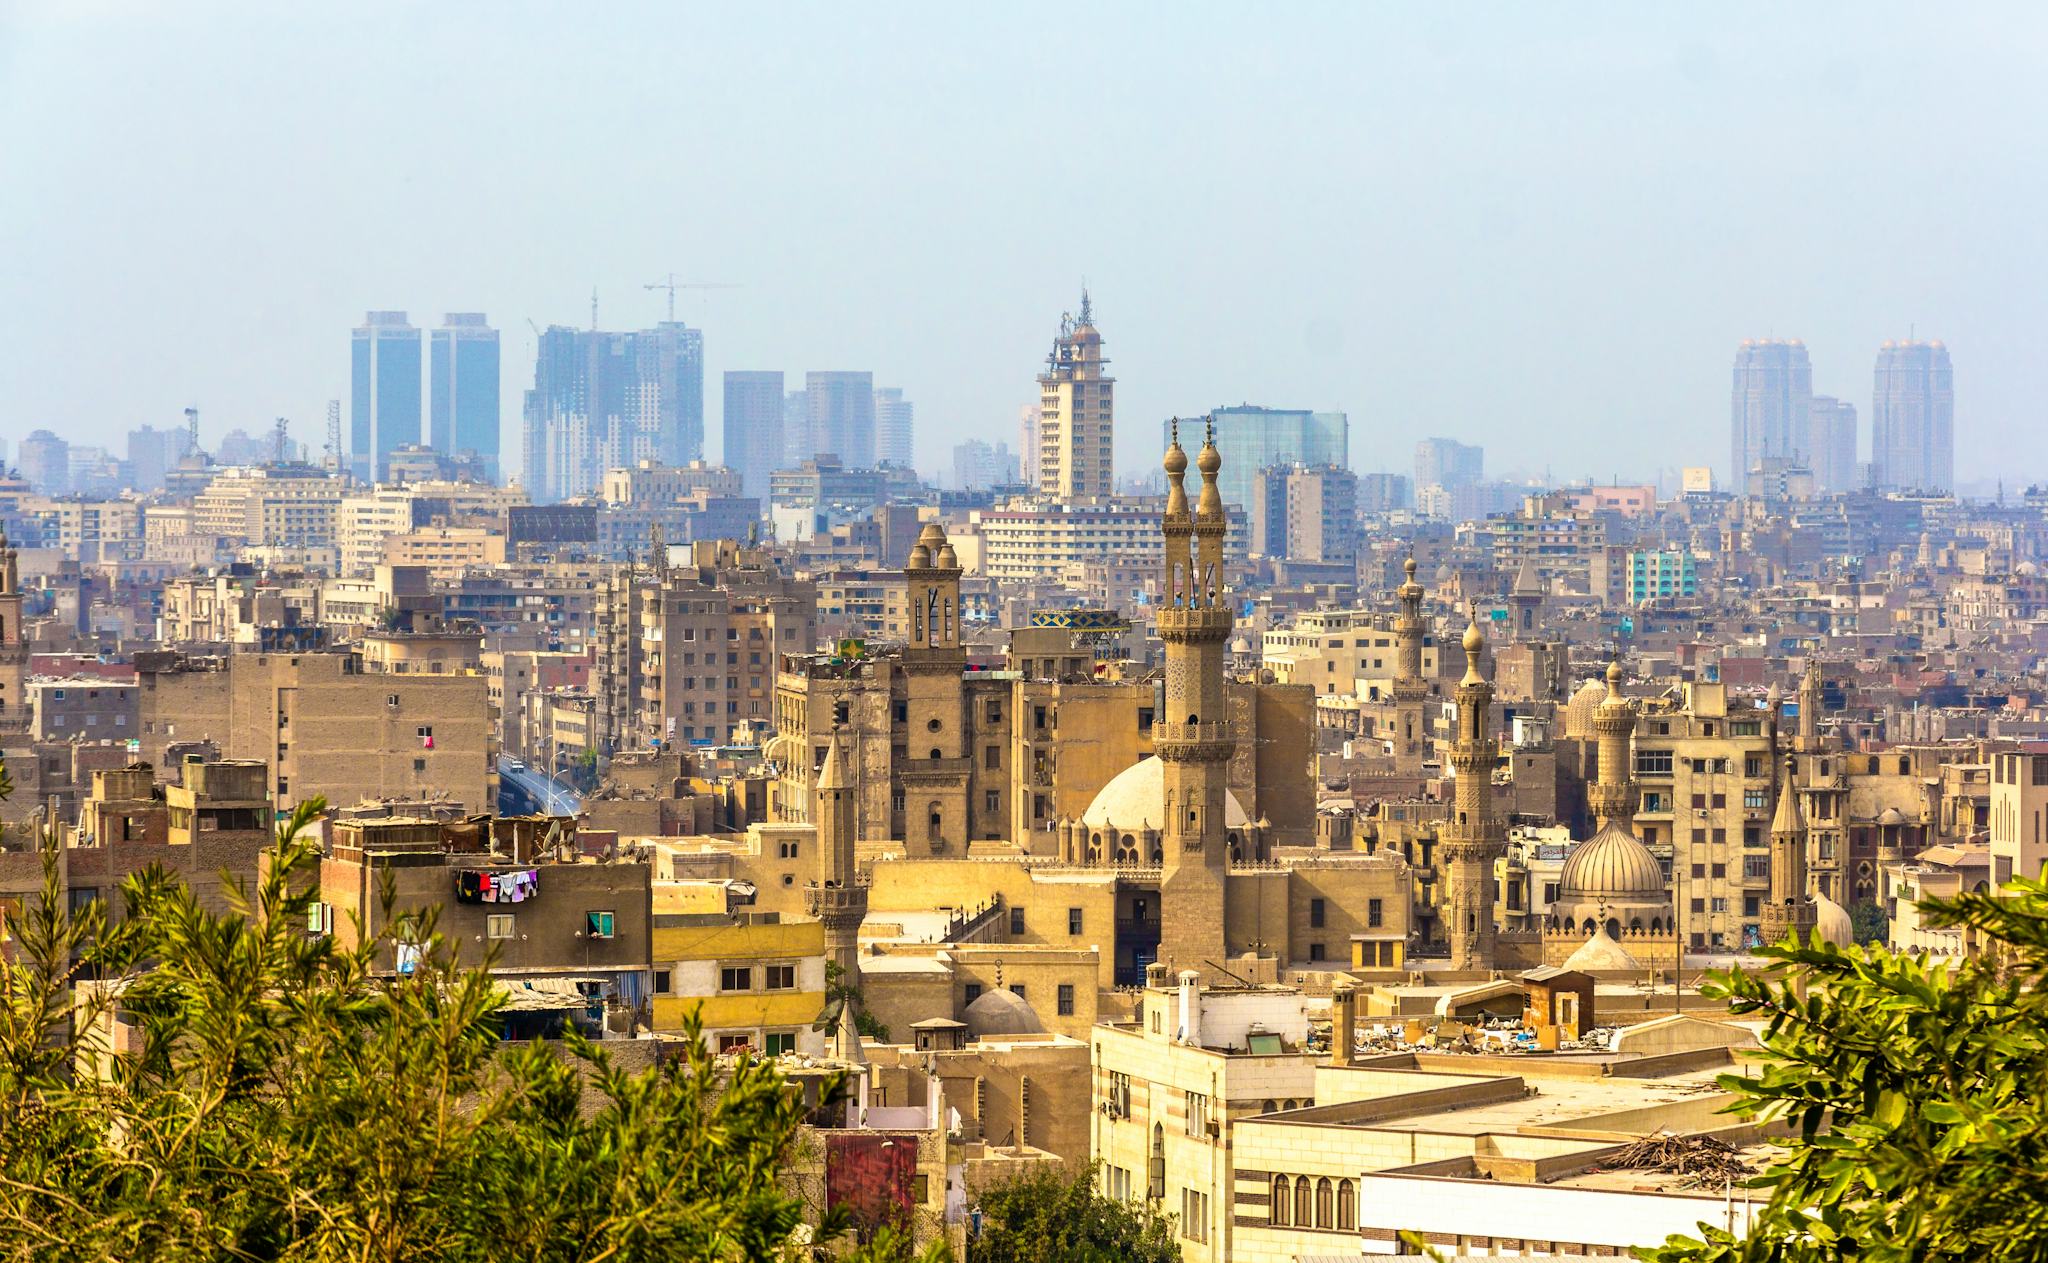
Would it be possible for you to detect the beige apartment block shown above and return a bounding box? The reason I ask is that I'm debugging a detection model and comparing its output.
[1035,296,1114,502]
[192,466,345,548]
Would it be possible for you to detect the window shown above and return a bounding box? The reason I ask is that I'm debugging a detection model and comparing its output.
[964,983,982,1005]
[1009,907,1025,936]
[1270,1175,1291,1226]
[763,964,796,990]
[1184,1090,1209,1137]
[1711,793,1727,809]
[986,701,1002,724]
[1745,788,1767,810]
[984,745,1001,770]
[1337,1178,1356,1230]
[778,838,800,859]
[1058,984,1075,1016]
[653,969,672,994]
[1368,898,1383,928]
[716,1033,751,1053]
[486,914,515,939]
[720,966,752,992]
[985,790,1000,813]
[1068,907,1083,935]
[1316,1177,1334,1228]
[1636,749,1674,775]
[763,1032,796,1056]
[1309,897,1326,928]
[1180,1188,1208,1243]
[586,911,615,939]
[1309,942,1326,961]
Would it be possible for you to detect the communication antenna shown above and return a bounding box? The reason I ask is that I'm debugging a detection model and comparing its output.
[272,416,290,465]
[184,406,200,455]
[325,399,343,471]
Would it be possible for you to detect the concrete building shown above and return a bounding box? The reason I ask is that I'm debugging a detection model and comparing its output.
[27,678,137,743]
[522,321,706,501]
[1251,463,1358,565]
[136,650,493,814]
[650,879,828,1056]
[969,499,1247,584]
[1413,437,1481,494]
[192,466,345,549]
[874,386,914,469]
[1808,394,1859,493]
[0,529,22,733]
[804,371,877,468]
[1873,339,1955,493]
[722,370,785,501]
[1731,338,1812,488]
[351,311,423,481]
[429,313,501,479]
[1989,744,2048,887]
[1035,292,1114,502]
[1626,550,1697,604]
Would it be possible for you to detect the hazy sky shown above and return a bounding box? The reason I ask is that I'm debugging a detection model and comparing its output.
[4,3,2045,489]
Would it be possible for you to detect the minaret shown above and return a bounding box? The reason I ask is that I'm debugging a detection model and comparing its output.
[1391,557,1429,774]
[1155,420,1234,978]
[1441,611,1502,971]
[1587,661,1638,831]
[1761,754,1817,945]
[900,521,969,856]
[0,524,22,735]
[1797,657,1824,748]
[1509,557,1543,639]
[805,708,868,985]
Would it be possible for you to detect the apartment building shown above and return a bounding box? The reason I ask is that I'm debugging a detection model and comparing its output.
[191,466,346,548]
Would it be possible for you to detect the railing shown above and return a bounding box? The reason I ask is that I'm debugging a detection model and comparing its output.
[1151,720,1233,747]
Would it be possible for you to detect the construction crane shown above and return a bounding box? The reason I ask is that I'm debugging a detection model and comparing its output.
[643,274,742,322]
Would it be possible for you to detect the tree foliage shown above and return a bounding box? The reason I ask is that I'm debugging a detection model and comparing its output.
[1640,880,2048,1263]
[0,783,932,1263]
[966,1162,1179,1263]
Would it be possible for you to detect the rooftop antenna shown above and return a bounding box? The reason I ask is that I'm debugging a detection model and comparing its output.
[184,406,200,455]
[324,399,342,471]
[272,416,289,465]
[1078,282,1093,326]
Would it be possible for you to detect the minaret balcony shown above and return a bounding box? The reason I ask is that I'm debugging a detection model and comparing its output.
[1152,720,1234,758]
[1154,606,1235,640]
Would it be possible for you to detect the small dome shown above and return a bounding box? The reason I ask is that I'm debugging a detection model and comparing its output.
[1196,438,1222,476]
[1083,756,1249,833]
[1565,678,1608,739]
[1876,806,1907,826]
[964,988,1044,1037]
[936,543,958,569]
[1812,891,1854,949]
[1164,438,1188,476]
[1562,924,1642,973]
[1463,618,1486,656]
[908,545,932,569]
[1559,821,1667,904]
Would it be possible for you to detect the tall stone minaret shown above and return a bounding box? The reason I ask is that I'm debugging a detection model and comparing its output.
[805,707,868,986]
[1587,661,1639,831]
[1761,753,1816,945]
[1441,611,1501,971]
[1157,420,1234,978]
[1797,656,1824,748]
[901,520,968,856]
[0,525,22,735]
[1391,557,1428,774]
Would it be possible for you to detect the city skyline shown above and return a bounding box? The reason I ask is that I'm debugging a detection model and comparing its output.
[4,6,2042,490]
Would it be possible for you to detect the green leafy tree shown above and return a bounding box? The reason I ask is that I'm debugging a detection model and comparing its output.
[0,772,939,1263]
[1846,900,1888,946]
[1640,881,2048,1263]
[820,959,891,1043]
[966,1163,1179,1263]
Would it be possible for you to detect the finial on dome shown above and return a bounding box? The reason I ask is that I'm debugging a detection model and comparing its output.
[1196,421,1221,476]
[1460,606,1488,686]
[1605,659,1624,692]
[1164,419,1188,476]
[1404,556,1417,580]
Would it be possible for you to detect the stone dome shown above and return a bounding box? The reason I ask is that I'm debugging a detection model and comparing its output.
[1812,891,1854,949]
[1562,924,1643,973]
[963,987,1044,1037]
[1558,821,1667,905]
[1163,437,1189,476]
[1875,806,1908,827]
[1081,756,1249,834]
[1196,436,1222,475]
[1564,679,1608,740]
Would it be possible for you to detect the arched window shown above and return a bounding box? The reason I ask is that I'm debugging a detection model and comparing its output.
[929,748,942,760]
[926,804,942,841]
[1261,1099,1276,1114]
[1316,1177,1334,1227]
[1336,1179,1356,1230]
[1270,1175,1290,1225]
[1294,1176,1312,1226]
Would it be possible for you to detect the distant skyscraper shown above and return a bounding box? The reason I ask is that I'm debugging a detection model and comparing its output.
[874,386,914,469]
[18,430,70,494]
[1872,340,1954,492]
[520,320,706,501]
[1413,437,1483,493]
[1730,339,1812,485]
[431,314,501,480]
[805,372,876,467]
[952,439,1019,490]
[125,424,192,492]
[1035,292,1114,502]
[1357,472,1414,514]
[782,389,811,468]
[1808,395,1859,494]
[723,370,786,500]
[1180,406,1347,511]
[1252,463,1359,564]
[351,311,423,481]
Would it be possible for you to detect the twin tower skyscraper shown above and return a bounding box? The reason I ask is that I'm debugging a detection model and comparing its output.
[1731,337,1954,495]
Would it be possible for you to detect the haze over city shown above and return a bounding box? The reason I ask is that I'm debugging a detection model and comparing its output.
[5,3,2045,488]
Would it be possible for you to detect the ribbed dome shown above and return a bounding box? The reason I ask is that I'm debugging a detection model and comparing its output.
[1082,756,1248,833]
[1565,678,1607,739]
[1562,924,1642,973]
[1558,820,1667,903]
[1812,891,1854,948]
[1164,438,1189,476]
[963,987,1044,1037]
